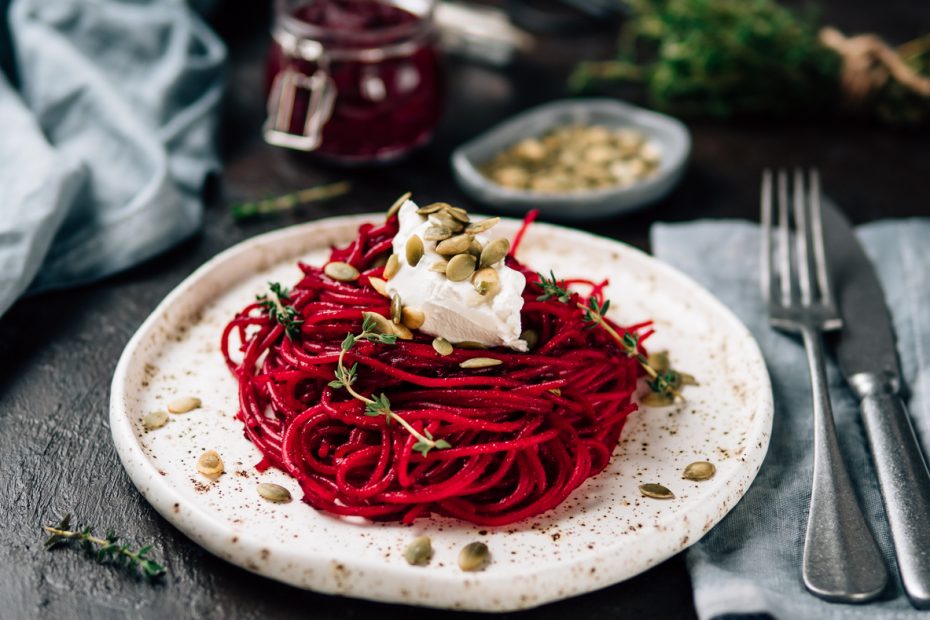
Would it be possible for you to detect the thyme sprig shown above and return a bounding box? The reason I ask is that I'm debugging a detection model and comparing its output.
[257,282,303,339]
[535,272,693,403]
[43,515,166,581]
[330,315,452,456]
[231,181,351,221]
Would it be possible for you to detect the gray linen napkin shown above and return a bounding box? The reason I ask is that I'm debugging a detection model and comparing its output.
[0,0,226,318]
[651,219,930,620]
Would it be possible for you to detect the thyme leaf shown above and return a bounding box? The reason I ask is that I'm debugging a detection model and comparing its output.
[257,282,303,339]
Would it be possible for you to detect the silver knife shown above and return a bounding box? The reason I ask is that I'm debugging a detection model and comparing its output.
[823,201,930,609]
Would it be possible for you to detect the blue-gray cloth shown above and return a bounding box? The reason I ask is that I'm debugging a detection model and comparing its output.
[652,219,930,620]
[0,0,225,318]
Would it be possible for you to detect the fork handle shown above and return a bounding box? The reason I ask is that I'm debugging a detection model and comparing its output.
[856,381,930,609]
[801,327,888,602]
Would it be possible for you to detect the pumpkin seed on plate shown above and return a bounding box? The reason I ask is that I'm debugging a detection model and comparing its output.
[459,357,503,369]
[431,211,464,232]
[368,276,389,298]
[197,450,224,479]
[404,536,433,566]
[435,234,472,257]
[424,225,452,241]
[257,482,292,503]
[468,238,483,258]
[444,206,470,224]
[432,337,453,356]
[392,322,413,340]
[446,254,477,282]
[458,542,490,572]
[639,483,674,499]
[383,254,400,279]
[406,235,424,266]
[454,341,486,349]
[682,461,716,481]
[465,217,500,235]
[401,307,425,330]
[390,293,403,324]
[472,267,500,296]
[479,238,510,269]
[362,311,394,335]
[324,261,360,282]
[142,410,168,431]
[416,202,446,215]
[641,392,676,407]
[429,260,448,274]
[520,329,538,350]
[168,396,201,414]
[386,191,411,220]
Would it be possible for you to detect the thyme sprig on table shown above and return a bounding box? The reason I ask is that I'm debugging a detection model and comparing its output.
[257,282,303,339]
[535,272,694,403]
[43,515,166,581]
[330,315,452,456]
[231,181,351,221]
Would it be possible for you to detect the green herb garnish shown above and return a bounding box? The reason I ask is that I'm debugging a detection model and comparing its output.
[257,282,303,339]
[535,271,694,403]
[43,515,166,581]
[331,315,452,457]
[231,181,351,221]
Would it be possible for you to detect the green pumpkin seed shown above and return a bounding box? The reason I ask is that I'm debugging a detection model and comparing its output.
[383,254,400,279]
[390,293,403,324]
[362,311,394,335]
[521,329,538,350]
[458,542,490,572]
[257,482,292,503]
[472,267,500,297]
[405,235,424,267]
[465,217,500,235]
[431,211,464,232]
[682,461,716,481]
[432,337,453,356]
[392,323,413,340]
[641,392,676,407]
[429,260,448,274]
[401,307,425,330]
[454,341,486,349]
[479,238,510,269]
[197,450,224,479]
[424,225,452,241]
[647,351,670,372]
[416,202,446,215]
[435,234,473,257]
[324,261,360,282]
[168,396,201,414]
[459,357,503,369]
[142,410,169,431]
[468,238,483,258]
[404,536,433,566]
[368,276,389,298]
[386,191,411,221]
[446,254,477,282]
[444,206,471,224]
[639,483,674,499]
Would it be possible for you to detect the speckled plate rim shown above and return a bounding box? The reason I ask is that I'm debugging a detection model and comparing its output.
[110,214,772,611]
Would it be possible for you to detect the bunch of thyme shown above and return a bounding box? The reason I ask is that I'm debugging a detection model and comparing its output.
[257,282,303,339]
[537,272,694,403]
[43,515,166,581]
[329,315,451,456]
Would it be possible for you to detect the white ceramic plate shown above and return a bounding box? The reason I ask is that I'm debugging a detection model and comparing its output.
[110,215,772,612]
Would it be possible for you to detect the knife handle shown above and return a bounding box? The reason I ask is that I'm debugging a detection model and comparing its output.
[859,382,930,609]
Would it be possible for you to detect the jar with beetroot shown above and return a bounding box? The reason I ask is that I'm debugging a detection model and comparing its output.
[264,0,443,164]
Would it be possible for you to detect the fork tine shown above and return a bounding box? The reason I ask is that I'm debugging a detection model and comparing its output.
[760,169,776,302]
[808,169,833,308]
[793,168,814,306]
[777,169,793,306]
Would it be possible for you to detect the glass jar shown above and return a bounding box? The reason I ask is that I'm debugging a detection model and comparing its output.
[264,0,443,164]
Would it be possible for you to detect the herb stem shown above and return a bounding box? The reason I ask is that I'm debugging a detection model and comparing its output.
[231,181,351,220]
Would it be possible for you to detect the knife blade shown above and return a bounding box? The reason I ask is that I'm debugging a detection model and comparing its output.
[822,201,930,609]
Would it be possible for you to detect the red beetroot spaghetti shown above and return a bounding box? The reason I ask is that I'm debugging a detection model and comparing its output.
[222,209,654,526]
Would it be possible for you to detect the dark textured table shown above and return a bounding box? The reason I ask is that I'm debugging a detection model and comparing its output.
[2,2,929,618]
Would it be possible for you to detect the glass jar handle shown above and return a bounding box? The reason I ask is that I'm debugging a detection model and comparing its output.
[263,68,336,152]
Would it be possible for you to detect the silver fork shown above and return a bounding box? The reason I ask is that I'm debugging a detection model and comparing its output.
[761,169,888,602]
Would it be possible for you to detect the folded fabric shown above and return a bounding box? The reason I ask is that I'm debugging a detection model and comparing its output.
[0,0,226,318]
[651,219,930,620]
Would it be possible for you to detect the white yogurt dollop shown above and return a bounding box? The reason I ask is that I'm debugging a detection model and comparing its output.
[385,200,527,351]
